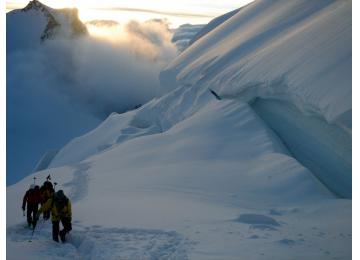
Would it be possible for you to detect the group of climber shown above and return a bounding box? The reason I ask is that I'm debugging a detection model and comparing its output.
[21,175,72,243]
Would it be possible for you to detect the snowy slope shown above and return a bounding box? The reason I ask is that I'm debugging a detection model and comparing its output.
[160,0,351,127]
[50,0,352,197]
[7,0,351,259]
[7,95,351,259]
[188,7,242,46]
[159,0,352,198]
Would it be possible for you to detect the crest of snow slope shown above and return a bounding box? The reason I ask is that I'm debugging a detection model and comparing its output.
[7,0,87,51]
[160,0,351,128]
[159,0,352,198]
[188,6,243,46]
[172,24,205,52]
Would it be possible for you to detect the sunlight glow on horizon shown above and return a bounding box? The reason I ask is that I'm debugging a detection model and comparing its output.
[6,0,253,28]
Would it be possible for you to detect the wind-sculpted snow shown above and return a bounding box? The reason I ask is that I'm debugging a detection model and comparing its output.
[172,24,204,52]
[50,0,352,198]
[49,84,212,167]
[188,7,242,46]
[160,0,351,129]
[159,0,352,198]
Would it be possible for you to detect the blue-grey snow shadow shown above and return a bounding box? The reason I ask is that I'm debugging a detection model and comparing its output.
[62,162,91,203]
[235,214,280,231]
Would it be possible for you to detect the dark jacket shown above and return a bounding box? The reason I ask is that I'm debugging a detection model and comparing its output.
[22,188,42,210]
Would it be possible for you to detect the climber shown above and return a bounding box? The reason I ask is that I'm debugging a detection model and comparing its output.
[37,190,72,242]
[22,184,42,228]
[40,178,54,220]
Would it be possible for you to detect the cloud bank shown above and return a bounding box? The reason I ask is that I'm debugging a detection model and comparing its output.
[44,19,177,117]
[7,19,177,184]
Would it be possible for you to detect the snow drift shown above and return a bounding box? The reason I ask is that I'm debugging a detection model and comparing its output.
[160,0,351,128]
[159,0,352,198]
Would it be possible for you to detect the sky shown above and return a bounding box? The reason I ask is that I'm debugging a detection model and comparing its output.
[6,0,253,27]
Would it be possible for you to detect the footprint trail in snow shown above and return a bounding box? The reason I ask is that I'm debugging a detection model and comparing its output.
[7,222,190,260]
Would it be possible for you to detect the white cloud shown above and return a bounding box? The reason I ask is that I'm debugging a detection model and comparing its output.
[7,19,177,183]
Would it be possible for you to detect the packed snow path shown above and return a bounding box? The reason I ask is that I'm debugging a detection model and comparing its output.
[62,162,91,203]
[7,222,190,260]
[7,202,351,260]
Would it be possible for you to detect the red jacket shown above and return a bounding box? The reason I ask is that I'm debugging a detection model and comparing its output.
[22,188,42,209]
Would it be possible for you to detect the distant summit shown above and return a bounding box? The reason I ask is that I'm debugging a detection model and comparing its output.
[85,19,119,27]
[7,0,87,50]
[21,0,61,41]
[22,0,48,11]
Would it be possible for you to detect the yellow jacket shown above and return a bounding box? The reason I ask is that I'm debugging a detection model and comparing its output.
[39,197,72,221]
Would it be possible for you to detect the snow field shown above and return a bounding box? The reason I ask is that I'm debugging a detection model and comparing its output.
[8,98,350,259]
[7,222,190,260]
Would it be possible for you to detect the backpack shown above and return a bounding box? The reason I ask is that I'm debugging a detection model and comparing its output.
[53,190,68,213]
[54,197,68,212]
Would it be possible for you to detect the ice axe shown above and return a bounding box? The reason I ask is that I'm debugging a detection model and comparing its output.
[33,177,37,184]
[54,182,58,192]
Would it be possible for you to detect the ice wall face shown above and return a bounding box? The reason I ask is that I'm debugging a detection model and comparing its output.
[159,0,351,197]
[251,99,351,198]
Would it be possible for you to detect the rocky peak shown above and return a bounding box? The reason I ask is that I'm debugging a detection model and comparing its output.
[22,0,48,12]
[20,0,87,41]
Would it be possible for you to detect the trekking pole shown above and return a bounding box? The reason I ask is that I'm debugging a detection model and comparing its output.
[28,215,43,242]
[54,182,58,192]
[29,221,37,242]
[33,177,37,184]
